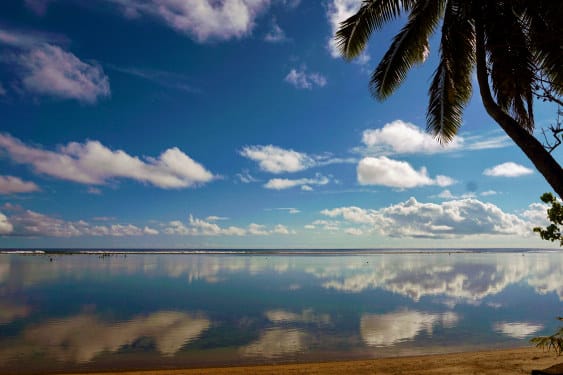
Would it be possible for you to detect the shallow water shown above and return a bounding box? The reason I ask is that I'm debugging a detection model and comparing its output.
[0,251,561,373]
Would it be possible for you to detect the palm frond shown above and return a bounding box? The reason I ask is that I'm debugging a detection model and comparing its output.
[427,0,474,143]
[482,1,535,130]
[522,1,563,94]
[370,0,445,100]
[335,0,413,60]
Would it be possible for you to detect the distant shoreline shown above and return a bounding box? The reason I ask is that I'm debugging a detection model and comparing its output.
[53,347,561,375]
[0,248,559,255]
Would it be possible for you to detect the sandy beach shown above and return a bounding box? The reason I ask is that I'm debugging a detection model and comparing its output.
[58,347,562,375]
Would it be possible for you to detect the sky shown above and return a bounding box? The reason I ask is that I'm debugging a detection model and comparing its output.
[0,0,560,249]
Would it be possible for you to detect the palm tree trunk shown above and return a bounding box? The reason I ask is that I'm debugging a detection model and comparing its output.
[475,20,563,199]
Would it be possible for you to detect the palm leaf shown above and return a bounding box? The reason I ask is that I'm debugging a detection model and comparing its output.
[523,0,563,94]
[335,0,413,60]
[427,0,474,143]
[482,1,535,130]
[370,0,445,100]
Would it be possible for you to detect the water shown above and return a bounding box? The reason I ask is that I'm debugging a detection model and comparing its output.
[0,250,561,373]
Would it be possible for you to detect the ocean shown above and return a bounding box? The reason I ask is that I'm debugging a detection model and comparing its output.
[0,249,561,373]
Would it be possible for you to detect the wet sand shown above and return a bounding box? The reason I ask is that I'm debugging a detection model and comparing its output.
[60,347,562,375]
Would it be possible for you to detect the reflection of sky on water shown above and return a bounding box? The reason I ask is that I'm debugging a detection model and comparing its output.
[0,252,561,372]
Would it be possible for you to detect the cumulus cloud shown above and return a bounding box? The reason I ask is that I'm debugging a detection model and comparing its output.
[0,175,39,194]
[0,133,214,189]
[240,145,314,173]
[1,204,158,238]
[361,120,462,154]
[164,215,293,237]
[0,213,13,235]
[355,121,512,156]
[483,162,534,177]
[321,197,536,239]
[109,0,271,42]
[357,157,455,189]
[493,322,543,339]
[240,145,353,174]
[0,29,110,103]
[284,68,327,89]
[264,174,329,190]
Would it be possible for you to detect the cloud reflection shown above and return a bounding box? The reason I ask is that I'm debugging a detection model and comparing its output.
[493,322,543,339]
[22,311,210,363]
[0,302,30,324]
[360,310,459,347]
[240,328,306,358]
[265,309,330,325]
[316,254,563,303]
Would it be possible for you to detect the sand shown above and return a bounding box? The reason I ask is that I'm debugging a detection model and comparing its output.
[59,347,563,375]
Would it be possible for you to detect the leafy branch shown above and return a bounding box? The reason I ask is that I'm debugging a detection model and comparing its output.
[530,317,563,356]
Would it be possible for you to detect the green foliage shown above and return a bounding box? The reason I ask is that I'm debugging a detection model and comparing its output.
[530,317,563,356]
[533,192,563,246]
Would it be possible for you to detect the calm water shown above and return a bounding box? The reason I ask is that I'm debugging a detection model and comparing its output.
[0,250,561,373]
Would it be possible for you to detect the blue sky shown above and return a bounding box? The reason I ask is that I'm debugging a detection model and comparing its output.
[0,0,560,249]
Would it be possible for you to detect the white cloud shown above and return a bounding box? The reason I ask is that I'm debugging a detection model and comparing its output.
[1,32,110,103]
[240,145,314,173]
[310,219,340,231]
[163,215,293,237]
[465,135,512,150]
[273,224,293,235]
[0,83,6,96]
[270,207,300,214]
[143,226,159,235]
[205,216,229,222]
[481,190,498,196]
[264,19,287,42]
[357,157,455,189]
[0,134,214,189]
[109,0,271,42]
[521,203,550,227]
[264,174,329,190]
[344,227,363,236]
[0,213,13,235]
[321,197,534,239]
[361,120,463,154]
[355,121,512,157]
[0,175,39,194]
[284,68,327,89]
[483,162,534,177]
[1,204,157,238]
[326,0,365,59]
[493,322,543,339]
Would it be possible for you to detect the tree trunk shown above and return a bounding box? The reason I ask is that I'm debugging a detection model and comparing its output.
[475,20,563,199]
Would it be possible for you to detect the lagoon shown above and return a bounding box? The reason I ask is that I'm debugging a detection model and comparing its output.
[0,250,561,373]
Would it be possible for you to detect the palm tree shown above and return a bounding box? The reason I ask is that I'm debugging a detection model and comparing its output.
[335,0,563,197]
